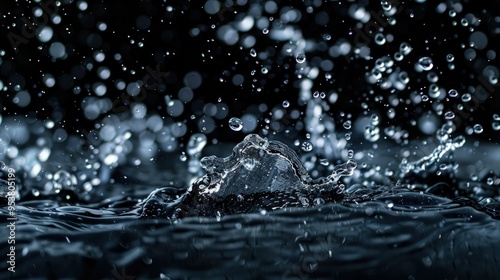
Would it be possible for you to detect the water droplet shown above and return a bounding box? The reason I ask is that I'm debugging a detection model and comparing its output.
[418,57,433,71]
[319,158,329,166]
[446,54,455,62]
[32,189,40,197]
[301,141,313,152]
[296,53,306,63]
[343,120,352,129]
[493,114,500,121]
[473,124,483,134]
[492,122,500,131]
[179,153,187,162]
[374,33,386,45]
[228,117,243,131]
[282,100,290,108]
[262,28,269,34]
[448,89,458,97]
[444,111,455,119]
[394,52,404,61]
[380,0,392,11]
[399,42,412,55]
[249,48,257,57]
[385,200,394,208]
[370,114,380,126]
[261,67,269,74]
[347,149,354,159]
[461,93,472,102]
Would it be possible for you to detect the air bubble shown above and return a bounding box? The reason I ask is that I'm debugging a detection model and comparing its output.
[243,158,256,171]
[282,100,290,108]
[313,197,325,205]
[418,57,433,71]
[228,117,243,131]
[446,54,455,62]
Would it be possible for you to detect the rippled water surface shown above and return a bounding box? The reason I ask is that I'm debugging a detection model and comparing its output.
[1,0,500,279]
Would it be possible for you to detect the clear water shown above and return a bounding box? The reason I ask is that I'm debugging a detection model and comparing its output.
[1,0,500,279]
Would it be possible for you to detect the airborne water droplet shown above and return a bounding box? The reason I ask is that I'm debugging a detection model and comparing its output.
[444,111,455,119]
[374,33,386,45]
[228,117,243,131]
[448,89,458,97]
[461,93,472,102]
[343,120,352,129]
[249,48,257,57]
[473,124,483,134]
[296,53,306,63]
[380,0,392,11]
[418,57,433,71]
[301,141,313,152]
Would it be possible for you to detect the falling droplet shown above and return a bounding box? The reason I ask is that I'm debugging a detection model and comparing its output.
[228,117,243,131]
[347,150,354,159]
[343,120,352,129]
[461,93,472,102]
[296,53,306,63]
[473,124,483,134]
[448,89,458,97]
[249,48,257,57]
[301,141,313,152]
[381,0,392,11]
[374,33,386,45]
[444,111,455,119]
[418,57,433,71]
[492,122,500,131]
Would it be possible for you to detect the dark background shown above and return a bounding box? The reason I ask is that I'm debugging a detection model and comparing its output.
[1,0,499,146]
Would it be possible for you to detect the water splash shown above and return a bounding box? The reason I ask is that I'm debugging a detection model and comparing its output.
[141,134,356,219]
